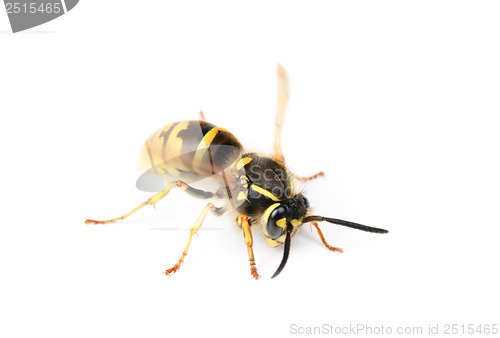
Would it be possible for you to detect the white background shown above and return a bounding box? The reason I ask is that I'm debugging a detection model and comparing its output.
[1,1,499,337]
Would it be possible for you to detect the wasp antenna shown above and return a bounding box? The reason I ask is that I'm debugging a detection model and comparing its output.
[303,216,389,234]
[271,224,293,279]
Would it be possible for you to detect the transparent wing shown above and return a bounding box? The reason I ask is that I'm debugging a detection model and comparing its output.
[273,64,289,164]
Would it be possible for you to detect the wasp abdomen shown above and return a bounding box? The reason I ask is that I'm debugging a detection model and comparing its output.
[139,120,243,180]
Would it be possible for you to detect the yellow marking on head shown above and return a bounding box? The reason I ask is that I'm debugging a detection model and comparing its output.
[192,127,225,173]
[236,157,253,170]
[265,237,280,247]
[251,184,280,201]
[265,234,286,247]
[237,191,247,201]
[262,203,280,224]
[261,203,281,239]
[291,219,302,227]
[276,217,287,230]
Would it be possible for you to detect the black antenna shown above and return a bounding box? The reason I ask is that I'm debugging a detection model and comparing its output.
[271,224,293,278]
[303,216,388,234]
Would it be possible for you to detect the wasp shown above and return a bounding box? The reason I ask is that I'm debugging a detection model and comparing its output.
[85,65,388,279]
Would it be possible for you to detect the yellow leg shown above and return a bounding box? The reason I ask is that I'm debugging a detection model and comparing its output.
[199,111,206,121]
[85,180,193,224]
[144,141,158,175]
[237,215,259,279]
[289,170,325,182]
[310,222,343,252]
[164,203,216,276]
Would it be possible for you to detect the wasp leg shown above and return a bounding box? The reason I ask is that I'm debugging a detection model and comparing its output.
[164,202,216,275]
[85,181,214,224]
[237,215,259,279]
[199,111,206,121]
[177,181,215,199]
[144,141,159,176]
[310,222,343,252]
[289,170,325,182]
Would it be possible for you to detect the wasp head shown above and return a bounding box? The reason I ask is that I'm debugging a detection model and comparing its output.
[261,194,309,278]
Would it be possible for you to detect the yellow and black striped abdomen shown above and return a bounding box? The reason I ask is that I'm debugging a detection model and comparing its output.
[139,120,243,181]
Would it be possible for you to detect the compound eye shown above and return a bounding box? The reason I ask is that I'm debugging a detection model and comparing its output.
[302,196,309,208]
[266,205,288,240]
